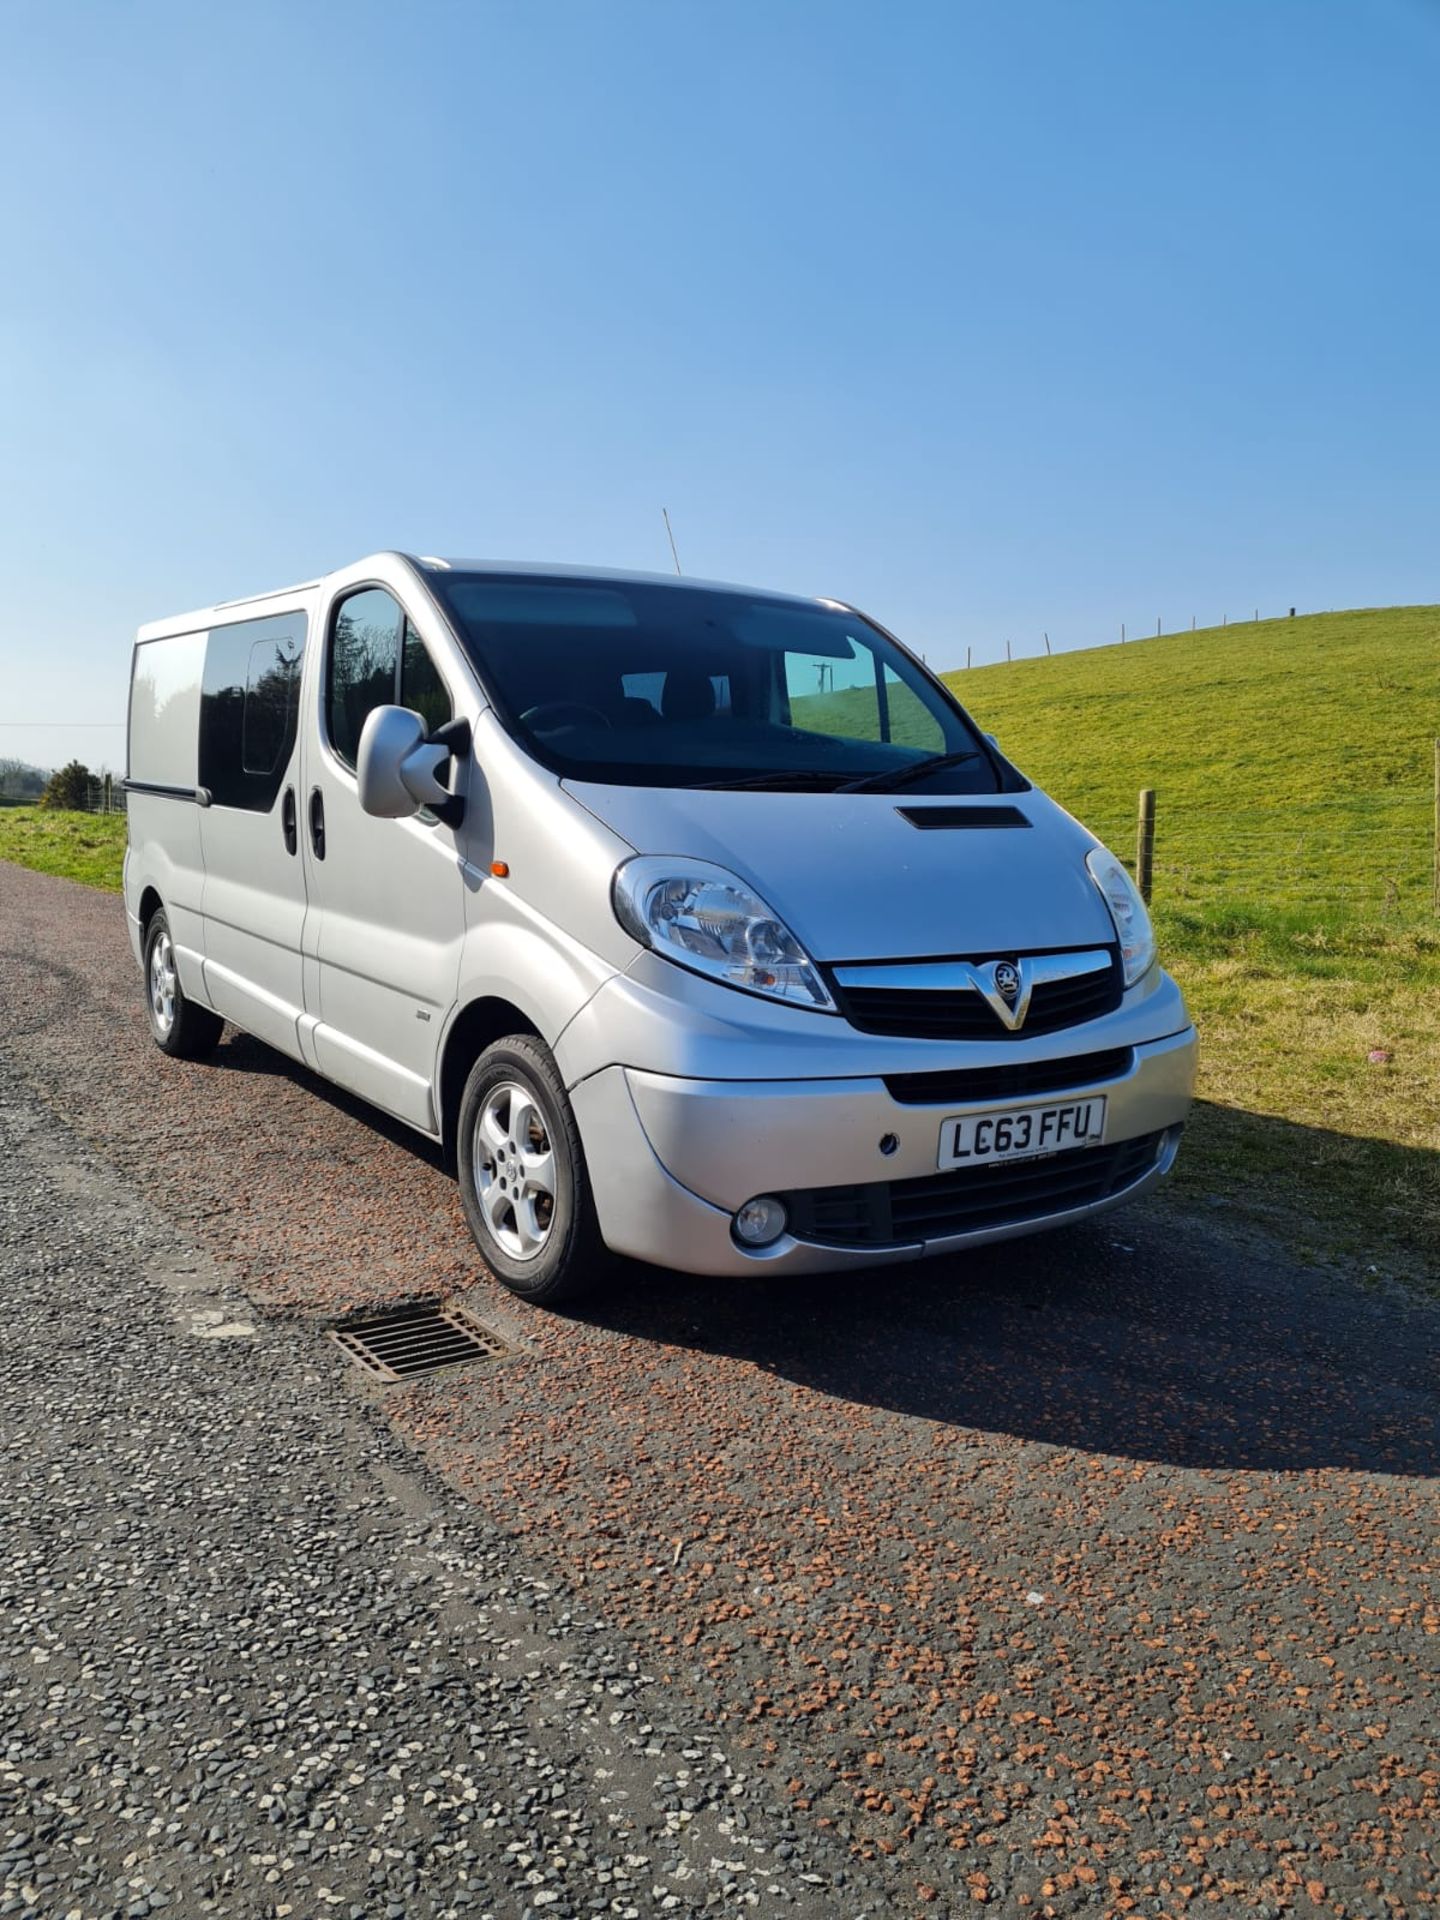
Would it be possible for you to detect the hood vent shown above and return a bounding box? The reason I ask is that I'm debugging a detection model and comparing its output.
[897,805,1031,830]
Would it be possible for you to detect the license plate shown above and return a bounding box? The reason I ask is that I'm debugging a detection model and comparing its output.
[937,1096,1107,1169]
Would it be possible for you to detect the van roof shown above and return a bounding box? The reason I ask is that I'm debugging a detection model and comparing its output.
[413,556,830,606]
[136,552,834,642]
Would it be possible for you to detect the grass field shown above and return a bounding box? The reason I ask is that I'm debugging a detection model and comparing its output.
[951,606,1440,1280]
[0,806,126,890]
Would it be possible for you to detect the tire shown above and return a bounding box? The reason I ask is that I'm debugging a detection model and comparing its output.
[457,1035,607,1305]
[143,907,223,1060]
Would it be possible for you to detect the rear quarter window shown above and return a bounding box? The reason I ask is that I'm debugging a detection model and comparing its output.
[128,631,207,789]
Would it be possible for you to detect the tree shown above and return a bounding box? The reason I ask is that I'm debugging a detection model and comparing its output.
[0,757,48,800]
[41,760,94,810]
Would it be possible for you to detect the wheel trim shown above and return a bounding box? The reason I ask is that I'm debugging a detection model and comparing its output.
[474,1081,557,1263]
[149,930,177,1037]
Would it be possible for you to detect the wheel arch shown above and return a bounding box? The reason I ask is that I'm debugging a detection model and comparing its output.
[438,996,543,1164]
[138,885,164,936]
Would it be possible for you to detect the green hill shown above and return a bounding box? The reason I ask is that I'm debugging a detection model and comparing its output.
[949,606,1440,1278]
[950,604,1440,926]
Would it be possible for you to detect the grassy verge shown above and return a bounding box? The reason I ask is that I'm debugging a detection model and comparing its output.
[0,806,127,890]
[1153,906,1439,1283]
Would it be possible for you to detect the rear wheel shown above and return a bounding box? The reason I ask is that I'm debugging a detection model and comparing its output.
[143,908,223,1059]
[457,1035,606,1304]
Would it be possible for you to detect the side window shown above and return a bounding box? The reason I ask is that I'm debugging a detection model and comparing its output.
[621,670,665,714]
[881,664,945,754]
[199,614,307,811]
[401,619,452,734]
[779,647,946,753]
[328,588,402,768]
[782,640,882,742]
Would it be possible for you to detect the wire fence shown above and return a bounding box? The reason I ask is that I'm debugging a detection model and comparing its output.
[35,781,1440,924]
[74,775,126,815]
[6,738,1437,928]
[1084,787,1437,928]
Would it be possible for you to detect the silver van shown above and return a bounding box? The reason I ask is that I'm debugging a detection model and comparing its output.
[124,553,1196,1303]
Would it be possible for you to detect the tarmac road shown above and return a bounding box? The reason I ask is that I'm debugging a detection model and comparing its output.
[2,859,1437,1918]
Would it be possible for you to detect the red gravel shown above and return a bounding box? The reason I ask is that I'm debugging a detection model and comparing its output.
[4,858,1438,1917]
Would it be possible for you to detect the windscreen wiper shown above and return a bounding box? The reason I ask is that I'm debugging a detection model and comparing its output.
[692,769,851,791]
[835,749,982,794]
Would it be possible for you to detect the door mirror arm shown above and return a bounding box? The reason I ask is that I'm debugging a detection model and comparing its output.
[424,717,469,826]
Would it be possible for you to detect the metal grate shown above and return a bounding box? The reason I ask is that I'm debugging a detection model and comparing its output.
[330,1302,511,1381]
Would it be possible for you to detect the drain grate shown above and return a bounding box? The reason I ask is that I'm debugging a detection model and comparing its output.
[330,1301,511,1382]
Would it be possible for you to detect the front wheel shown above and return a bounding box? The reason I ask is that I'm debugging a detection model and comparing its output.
[457,1035,606,1304]
[143,908,223,1059]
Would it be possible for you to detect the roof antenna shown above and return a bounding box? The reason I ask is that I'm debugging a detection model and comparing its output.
[661,507,682,576]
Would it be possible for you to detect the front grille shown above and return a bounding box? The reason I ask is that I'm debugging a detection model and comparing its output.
[833,950,1122,1040]
[783,1131,1164,1248]
[884,1046,1133,1106]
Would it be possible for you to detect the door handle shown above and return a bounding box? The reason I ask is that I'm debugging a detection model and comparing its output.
[308,787,326,861]
[281,786,298,856]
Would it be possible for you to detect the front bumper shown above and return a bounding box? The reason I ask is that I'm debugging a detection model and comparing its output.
[570,1024,1196,1277]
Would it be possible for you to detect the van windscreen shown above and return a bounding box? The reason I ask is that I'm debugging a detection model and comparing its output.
[432,575,1005,794]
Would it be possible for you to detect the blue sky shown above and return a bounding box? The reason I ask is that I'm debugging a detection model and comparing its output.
[3,0,1438,772]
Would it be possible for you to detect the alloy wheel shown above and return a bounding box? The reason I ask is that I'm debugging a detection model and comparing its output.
[473,1080,557,1261]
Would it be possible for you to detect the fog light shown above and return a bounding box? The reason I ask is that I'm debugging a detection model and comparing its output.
[732,1194,788,1248]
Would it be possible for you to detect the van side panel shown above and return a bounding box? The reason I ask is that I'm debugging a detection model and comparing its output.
[126,633,209,1000]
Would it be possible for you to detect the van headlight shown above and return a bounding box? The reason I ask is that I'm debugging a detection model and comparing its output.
[1086,846,1156,987]
[612,857,836,1011]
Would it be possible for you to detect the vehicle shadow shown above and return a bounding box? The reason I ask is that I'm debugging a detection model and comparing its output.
[208,1027,449,1169]
[565,1103,1440,1478]
[201,1026,1440,1477]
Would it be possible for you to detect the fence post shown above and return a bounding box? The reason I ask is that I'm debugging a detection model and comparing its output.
[1005,639,1011,663]
[1043,632,1051,655]
[103,772,112,815]
[1136,788,1156,905]
[966,645,972,670]
[1433,739,1440,917]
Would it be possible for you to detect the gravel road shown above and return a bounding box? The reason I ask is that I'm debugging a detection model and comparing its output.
[2,859,1438,1917]
[0,1050,861,1918]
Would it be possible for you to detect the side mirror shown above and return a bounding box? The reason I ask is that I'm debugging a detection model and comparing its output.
[356,706,467,826]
